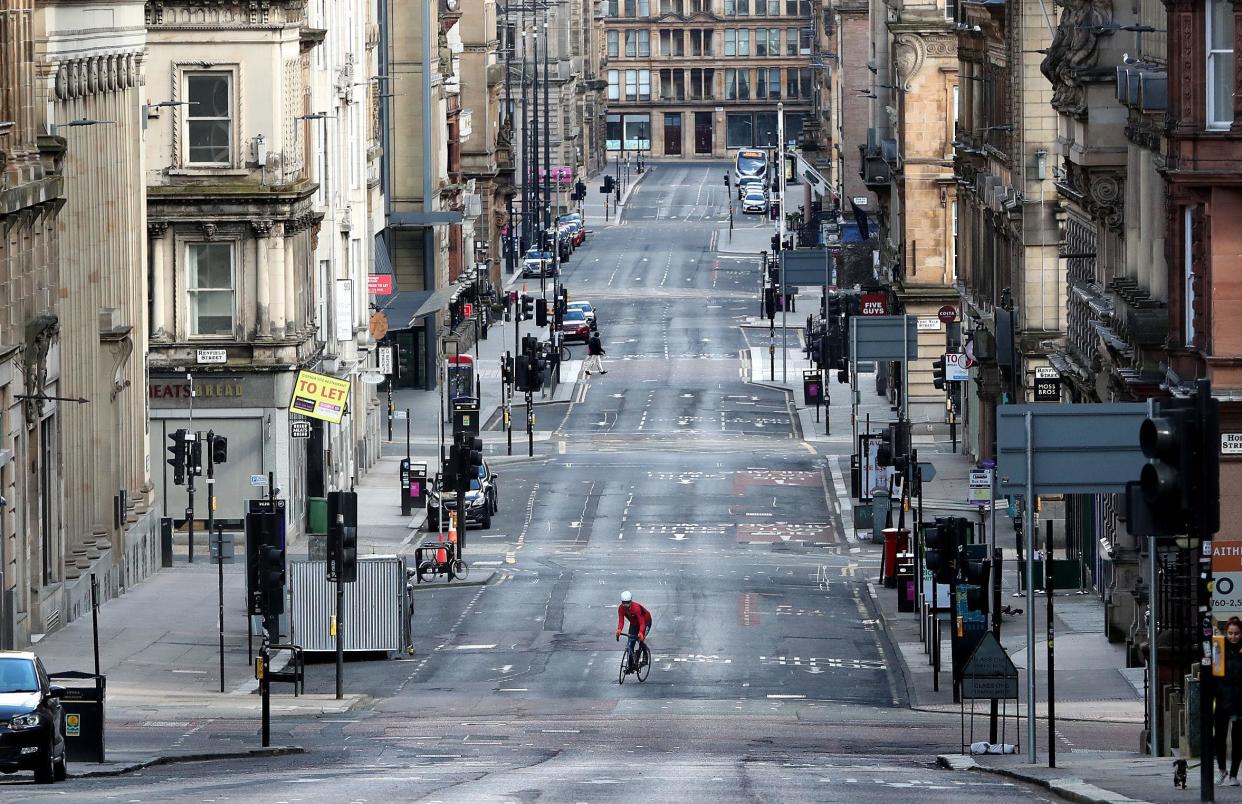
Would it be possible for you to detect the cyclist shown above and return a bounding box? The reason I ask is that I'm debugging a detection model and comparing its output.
[615,591,652,672]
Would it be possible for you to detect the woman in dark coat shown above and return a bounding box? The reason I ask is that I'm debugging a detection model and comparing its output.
[1217,616,1242,785]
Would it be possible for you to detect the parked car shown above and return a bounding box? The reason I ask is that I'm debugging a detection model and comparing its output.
[522,249,558,278]
[566,301,596,329]
[0,651,66,784]
[427,470,496,530]
[742,189,769,214]
[558,309,591,342]
[737,176,765,199]
[557,215,586,245]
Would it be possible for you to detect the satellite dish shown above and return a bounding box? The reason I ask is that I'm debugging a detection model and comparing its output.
[361,370,386,385]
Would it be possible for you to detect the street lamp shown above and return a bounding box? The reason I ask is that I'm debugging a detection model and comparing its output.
[141,100,197,131]
[49,118,115,135]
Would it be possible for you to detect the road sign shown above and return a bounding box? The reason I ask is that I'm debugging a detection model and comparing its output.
[996,404,1148,495]
[968,468,992,503]
[852,316,920,362]
[210,531,235,562]
[1213,541,1242,621]
[945,352,969,382]
[196,348,227,364]
[290,420,312,439]
[916,462,937,482]
[1223,433,1242,455]
[961,633,1019,700]
[288,369,351,424]
[251,474,268,487]
[378,346,393,376]
[937,305,957,324]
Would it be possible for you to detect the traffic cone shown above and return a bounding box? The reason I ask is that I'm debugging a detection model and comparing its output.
[448,511,458,546]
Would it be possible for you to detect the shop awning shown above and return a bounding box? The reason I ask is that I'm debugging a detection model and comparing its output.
[376,284,456,331]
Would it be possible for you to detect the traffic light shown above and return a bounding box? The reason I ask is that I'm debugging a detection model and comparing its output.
[521,294,534,321]
[602,175,615,194]
[458,435,483,490]
[167,428,188,486]
[723,173,730,188]
[327,491,359,583]
[1139,389,1220,536]
[246,509,285,634]
[764,287,776,321]
[923,519,956,585]
[444,442,462,492]
[932,356,946,391]
[259,543,285,614]
[531,349,547,389]
[771,233,781,253]
[575,181,586,201]
[501,353,514,385]
[961,554,991,614]
[514,353,531,392]
[876,425,895,467]
[892,421,911,473]
[536,298,549,327]
[211,433,228,465]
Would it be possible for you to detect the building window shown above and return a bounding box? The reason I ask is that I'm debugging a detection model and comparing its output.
[725,68,751,99]
[725,28,736,55]
[660,29,683,56]
[799,26,812,53]
[607,0,619,15]
[626,30,650,56]
[608,30,619,57]
[737,29,750,55]
[1184,206,1196,345]
[768,28,780,55]
[756,28,768,55]
[187,242,234,336]
[691,67,715,99]
[786,67,800,98]
[660,0,684,12]
[767,0,780,14]
[639,69,652,100]
[727,112,755,147]
[186,72,233,165]
[608,69,620,100]
[736,0,750,15]
[755,0,766,16]
[786,28,798,55]
[758,68,780,98]
[691,0,707,11]
[725,0,735,14]
[1207,0,1235,128]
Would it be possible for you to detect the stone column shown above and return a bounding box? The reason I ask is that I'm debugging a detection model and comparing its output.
[271,221,287,336]
[148,222,169,339]
[253,220,272,337]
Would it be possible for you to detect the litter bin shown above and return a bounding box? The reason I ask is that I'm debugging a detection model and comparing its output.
[896,559,916,612]
[48,671,105,763]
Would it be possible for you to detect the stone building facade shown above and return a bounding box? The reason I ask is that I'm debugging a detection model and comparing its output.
[0,0,66,647]
[604,0,817,158]
[824,0,873,212]
[33,0,160,639]
[143,0,324,533]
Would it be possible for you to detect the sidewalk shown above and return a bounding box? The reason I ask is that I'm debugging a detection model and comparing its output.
[581,159,649,230]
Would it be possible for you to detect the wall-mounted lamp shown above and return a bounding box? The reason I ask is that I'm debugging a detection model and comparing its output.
[1035,149,1048,181]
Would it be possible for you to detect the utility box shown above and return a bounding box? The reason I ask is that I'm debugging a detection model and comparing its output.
[288,556,408,654]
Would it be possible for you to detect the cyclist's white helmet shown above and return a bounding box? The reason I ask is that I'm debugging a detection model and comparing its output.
[620,590,632,603]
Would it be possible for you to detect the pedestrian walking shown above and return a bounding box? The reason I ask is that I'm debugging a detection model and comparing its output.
[1217,616,1242,785]
[585,331,607,376]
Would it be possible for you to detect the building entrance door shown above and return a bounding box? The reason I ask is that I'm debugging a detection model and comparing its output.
[663,113,682,156]
[694,112,713,155]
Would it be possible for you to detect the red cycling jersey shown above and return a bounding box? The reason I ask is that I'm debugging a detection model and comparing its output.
[617,602,652,637]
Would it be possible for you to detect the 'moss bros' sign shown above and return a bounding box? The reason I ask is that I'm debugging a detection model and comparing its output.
[288,369,351,424]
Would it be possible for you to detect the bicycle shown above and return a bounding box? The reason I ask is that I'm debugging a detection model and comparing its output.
[617,634,650,684]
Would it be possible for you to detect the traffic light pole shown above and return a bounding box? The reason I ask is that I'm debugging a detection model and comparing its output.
[335,513,344,700]
[527,389,534,457]
[1046,516,1056,768]
[186,445,196,565]
[217,522,225,694]
[1024,410,1036,763]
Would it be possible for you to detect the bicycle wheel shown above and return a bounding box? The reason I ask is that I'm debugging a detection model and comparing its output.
[559,344,571,361]
[618,649,628,685]
[450,558,469,581]
[417,561,437,584]
[636,643,651,682]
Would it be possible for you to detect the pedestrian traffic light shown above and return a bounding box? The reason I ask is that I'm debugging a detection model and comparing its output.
[575,181,587,201]
[167,428,188,486]
[723,173,730,188]
[211,433,228,465]
[187,432,203,477]
[771,233,781,253]
[514,353,531,392]
[259,543,285,614]
[536,298,549,327]
[764,287,776,321]
[531,350,546,389]
[932,356,946,391]
[923,519,956,585]
[1139,387,1220,536]
[837,361,849,385]
[501,353,514,385]
[521,294,534,321]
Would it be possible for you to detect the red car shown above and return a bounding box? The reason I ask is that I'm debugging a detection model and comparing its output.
[558,309,591,342]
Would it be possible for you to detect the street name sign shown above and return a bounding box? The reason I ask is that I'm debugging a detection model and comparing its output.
[196,348,227,364]
[917,317,941,331]
[1222,433,1242,455]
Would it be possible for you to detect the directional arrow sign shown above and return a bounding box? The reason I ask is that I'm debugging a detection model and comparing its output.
[917,462,937,482]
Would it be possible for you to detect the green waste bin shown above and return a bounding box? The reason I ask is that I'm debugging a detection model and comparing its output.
[308,496,328,536]
[49,671,105,763]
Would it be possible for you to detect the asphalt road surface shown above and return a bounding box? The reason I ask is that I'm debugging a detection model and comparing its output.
[3,162,1073,802]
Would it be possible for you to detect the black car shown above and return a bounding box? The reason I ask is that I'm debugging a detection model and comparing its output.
[0,652,66,783]
[427,462,499,530]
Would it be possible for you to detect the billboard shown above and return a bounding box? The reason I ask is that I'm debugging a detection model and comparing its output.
[288,370,351,424]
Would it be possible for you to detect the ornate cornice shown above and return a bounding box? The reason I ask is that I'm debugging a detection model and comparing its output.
[1065,163,1125,233]
[145,0,308,29]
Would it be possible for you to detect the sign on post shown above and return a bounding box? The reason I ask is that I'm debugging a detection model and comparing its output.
[1212,541,1242,623]
[996,404,1149,495]
[1033,367,1060,402]
[378,346,394,376]
[968,468,993,504]
[289,369,351,424]
[851,316,920,362]
[960,633,1019,700]
[945,352,970,382]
